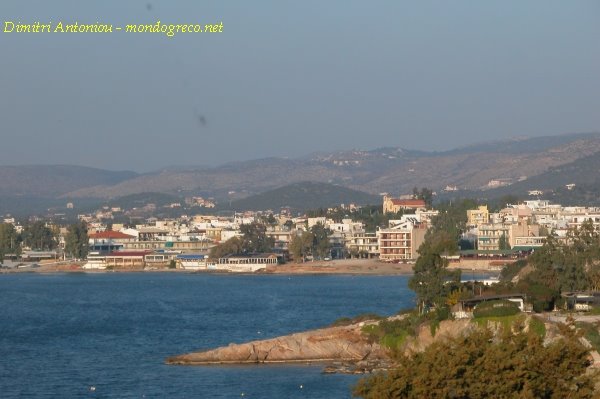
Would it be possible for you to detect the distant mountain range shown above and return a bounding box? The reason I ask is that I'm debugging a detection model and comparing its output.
[0,165,136,197]
[220,181,380,212]
[3,132,600,215]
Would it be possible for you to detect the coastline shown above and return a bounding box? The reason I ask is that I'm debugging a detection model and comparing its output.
[0,258,499,276]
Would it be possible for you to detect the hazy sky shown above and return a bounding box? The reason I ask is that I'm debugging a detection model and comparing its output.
[1,1,599,171]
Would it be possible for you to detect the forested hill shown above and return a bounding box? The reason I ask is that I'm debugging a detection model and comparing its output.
[220,182,380,212]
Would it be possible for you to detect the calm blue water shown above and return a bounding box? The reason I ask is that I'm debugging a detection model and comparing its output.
[0,273,414,398]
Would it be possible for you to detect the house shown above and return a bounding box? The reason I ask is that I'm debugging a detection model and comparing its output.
[562,291,600,311]
[454,294,529,319]
[88,231,136,254]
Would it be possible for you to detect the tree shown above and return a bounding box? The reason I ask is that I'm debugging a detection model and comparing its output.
[266,214,277,226]
[240,222,274,253]
[498,233,510,250]
[0,223,20,262]
[210,236,243,259]
[408,234,459,312]
[283,220,294,231]
[64,222,89,259]
[354,322,596,399]
[289,231,314,262]
[310,222,332,259]
[412,187,433,208]
[22,221,57,250]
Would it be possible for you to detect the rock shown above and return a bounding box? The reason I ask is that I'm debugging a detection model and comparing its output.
[166,323,386,366]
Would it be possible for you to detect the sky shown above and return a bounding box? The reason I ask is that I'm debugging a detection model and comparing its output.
[1,1,599,172]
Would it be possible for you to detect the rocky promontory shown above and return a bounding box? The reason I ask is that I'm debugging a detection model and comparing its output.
[166,322,390,370]
[165,316,481,372]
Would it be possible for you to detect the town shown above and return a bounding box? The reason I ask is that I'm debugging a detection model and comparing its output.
[1,191,597,276]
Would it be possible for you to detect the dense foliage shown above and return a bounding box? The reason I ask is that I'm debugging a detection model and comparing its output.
[307,205,405,233]
[289,222,332,261]
[354,322,596,399]
[209,222,274,259]
[515,220,600,310]
[0,223,21,261]
[21,221,58,251]
[64,222,89,259]
[408,199,473,311]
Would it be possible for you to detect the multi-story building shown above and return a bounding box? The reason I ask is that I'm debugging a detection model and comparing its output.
[346,233,379,258]
[467,205,489,228]
[477,223,510,251]
[377,220,427,261]
[88,231,136,254]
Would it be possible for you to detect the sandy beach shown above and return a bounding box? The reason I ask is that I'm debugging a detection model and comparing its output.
[1,258,500,275]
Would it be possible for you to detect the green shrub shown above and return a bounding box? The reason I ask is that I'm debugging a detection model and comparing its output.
[529,317,546,338]
[473,299,520,318]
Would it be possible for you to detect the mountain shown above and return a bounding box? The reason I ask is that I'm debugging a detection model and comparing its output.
[220,182,380,212]
[3,133,600,207]
[0,165,137,197]
[65,132,600,199]
[473,150,600,206]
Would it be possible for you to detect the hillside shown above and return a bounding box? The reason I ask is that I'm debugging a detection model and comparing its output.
[478,150,600,206]
[0,165,137,197]
[63,132,600,199]
[3,133,600,205]
[221,182,380,212]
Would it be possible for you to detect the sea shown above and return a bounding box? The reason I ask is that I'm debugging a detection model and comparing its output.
[0,273,417,398]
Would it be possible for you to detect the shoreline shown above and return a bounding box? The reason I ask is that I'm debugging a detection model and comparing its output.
[0,258,500,276]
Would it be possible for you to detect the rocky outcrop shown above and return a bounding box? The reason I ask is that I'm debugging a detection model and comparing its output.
[166,323,387,366]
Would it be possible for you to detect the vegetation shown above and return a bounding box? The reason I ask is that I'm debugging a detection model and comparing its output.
[289,222,332,261]
[21,221,58,251]
[472,300,520,318]
[307,204,405,233]
[289,231,314,261]
[0,223,21,261]
[330,313,383,327]
[528,317,546,338]
[210,222,274,259]
[577,322,600,353]
[513,220,600,311]
[64,222,89,259]
[239,222,274,253]
[354,321,596,398]
[408,199,470,312]
[499,259,527,282]
[412,187,433,208]
[222,181,379,212]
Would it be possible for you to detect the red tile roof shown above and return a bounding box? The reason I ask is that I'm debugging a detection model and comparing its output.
[390,199,426,207]
[89,231,135,239]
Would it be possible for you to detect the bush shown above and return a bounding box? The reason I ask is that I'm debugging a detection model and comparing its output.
[529,317,546,338]
[473,300,520,318]
[354,323,595,398]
